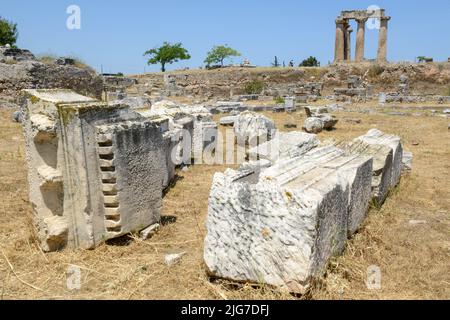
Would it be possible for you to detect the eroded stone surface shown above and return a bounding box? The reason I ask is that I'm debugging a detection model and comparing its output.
[234,111,276,144]
[304,117,324,133]
[247,131,319,162]
[204,145,373,292]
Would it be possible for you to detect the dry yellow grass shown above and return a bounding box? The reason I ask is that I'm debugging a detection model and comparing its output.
[0,106,449,300]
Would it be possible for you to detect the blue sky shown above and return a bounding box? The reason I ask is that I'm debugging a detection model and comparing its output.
[2,0,450,74]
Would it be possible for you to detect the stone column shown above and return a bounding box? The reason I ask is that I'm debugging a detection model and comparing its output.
[345,25,353,61]
[355,18,367,62]
[377,17,390,63]
[334,19,346,63]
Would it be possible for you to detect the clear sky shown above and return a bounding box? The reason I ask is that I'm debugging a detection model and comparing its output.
[2,0,450,74]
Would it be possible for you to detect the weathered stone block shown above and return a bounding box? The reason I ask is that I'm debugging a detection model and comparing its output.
[204,146,373,292]
[21,89,170,251]
[234,111,276,144]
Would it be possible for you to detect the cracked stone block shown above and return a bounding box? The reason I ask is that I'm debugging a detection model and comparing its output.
[204,145,372,293]
[336,139,393,206]
[304,117,324,133]
[357,129,403,188]
[234,111,276,145]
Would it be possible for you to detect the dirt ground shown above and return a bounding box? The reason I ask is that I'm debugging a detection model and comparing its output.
[0,105,449,300]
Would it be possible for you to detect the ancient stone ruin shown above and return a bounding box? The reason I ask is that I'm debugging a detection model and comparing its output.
[334,9,390,63]
[334,75,373,102]
[20,89,216,251]
[204,128,406,293]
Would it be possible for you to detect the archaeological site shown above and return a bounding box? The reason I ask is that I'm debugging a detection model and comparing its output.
[0,2,449,304]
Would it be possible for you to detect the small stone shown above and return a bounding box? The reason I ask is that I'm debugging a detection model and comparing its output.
[12,111,22,123]
[408,220,427,226]
[412,141,420,146]
[272,105,285,113]
[443,109,450,114]
[344,118,362,124]
[164,252,186,266]
[402,151,413,171]
[139,223,160,240]
[219,116,237,126]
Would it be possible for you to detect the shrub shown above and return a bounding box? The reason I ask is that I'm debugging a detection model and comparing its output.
[445,87,450,96]
[243,80,264,94]
[37,54,58,64]
[274,96,285,104]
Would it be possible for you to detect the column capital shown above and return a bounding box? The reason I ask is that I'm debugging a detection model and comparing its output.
[356,18,368,24]
[380,16,391,21]
[335,18,346,25]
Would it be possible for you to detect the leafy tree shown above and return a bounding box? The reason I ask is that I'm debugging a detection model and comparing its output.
[416,56,426,63]
[299,56,320,67]
[144,42,191,72]
[0,17,18,46]
[272,56,280,67]
[204,45,240,67]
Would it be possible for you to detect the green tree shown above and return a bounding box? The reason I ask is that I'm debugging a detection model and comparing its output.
[0,17,18,46]
[144,42,191,72]
[204,45,241,67]
[299,56,320,67]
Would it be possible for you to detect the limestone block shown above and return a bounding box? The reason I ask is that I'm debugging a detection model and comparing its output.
[193,120,218,164]
[219,116,238,126]
[22,89,169,251]
[42,216,68,252]
[262,146,373,236]
[30,114,57,143]
[204,146,373,292]
[304,117,324,133]
[247,131,319,162]
[233,111,276,144]
[37,165,62,189]
[357,129,403,188]
[402,151,413,171]
[304,106,329,117]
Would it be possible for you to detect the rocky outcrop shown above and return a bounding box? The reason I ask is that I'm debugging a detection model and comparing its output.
[247,131,319,162]
[0,47,103,104]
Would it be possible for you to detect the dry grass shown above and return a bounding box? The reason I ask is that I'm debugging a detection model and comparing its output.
[0,106,449,300]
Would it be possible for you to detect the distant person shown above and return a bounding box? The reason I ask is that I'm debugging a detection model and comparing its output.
[289,60,294,67]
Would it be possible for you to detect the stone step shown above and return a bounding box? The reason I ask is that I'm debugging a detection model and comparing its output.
[103,195,119,207]
[102,184,118,194]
